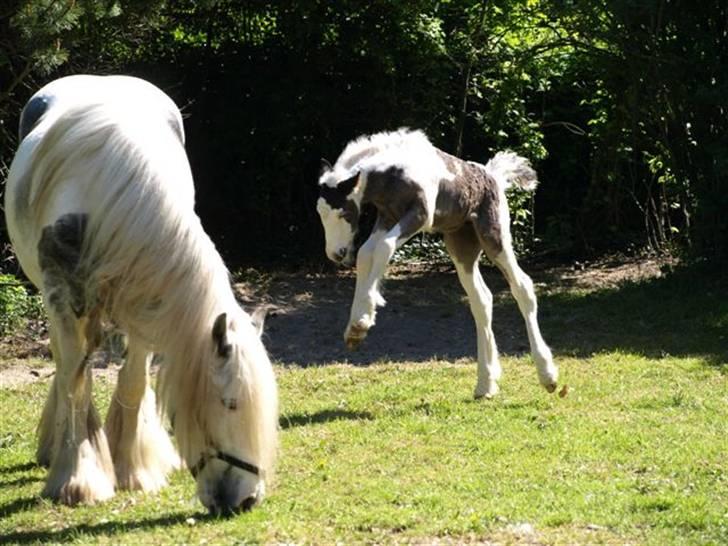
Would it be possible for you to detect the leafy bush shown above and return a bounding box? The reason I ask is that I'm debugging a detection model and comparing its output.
[0,274,43,336]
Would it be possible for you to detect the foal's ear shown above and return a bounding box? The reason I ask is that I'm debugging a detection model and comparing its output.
[212,312,232,358]
[338,171,360,194]
[250,306,268,338]
[320,158,333,176]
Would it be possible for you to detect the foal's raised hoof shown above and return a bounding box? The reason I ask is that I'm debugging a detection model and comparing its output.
[344,321,369,350]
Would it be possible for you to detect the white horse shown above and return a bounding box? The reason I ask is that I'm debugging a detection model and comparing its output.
[317,129,558,398]
[5,75,278,515]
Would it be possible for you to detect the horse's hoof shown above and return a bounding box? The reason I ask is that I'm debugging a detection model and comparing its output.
[344,322,369,350]
[545,382,557,393]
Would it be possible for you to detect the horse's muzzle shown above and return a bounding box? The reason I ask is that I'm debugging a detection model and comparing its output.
[209,488,259,517]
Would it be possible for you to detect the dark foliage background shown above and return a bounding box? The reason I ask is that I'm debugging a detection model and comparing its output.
[2,0,726,267]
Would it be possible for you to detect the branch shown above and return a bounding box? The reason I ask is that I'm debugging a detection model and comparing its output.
[542,121,587,136]
[0,57,33,104]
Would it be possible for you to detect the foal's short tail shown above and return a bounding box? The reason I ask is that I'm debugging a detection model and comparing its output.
[484,151,538,191]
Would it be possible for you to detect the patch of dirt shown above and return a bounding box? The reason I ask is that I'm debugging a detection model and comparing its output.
[0,255,673,387]
[538,254,677,293]
[0,361,54,389]
[235,254,674,367]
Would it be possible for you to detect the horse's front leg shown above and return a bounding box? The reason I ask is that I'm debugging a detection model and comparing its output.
[105,340,180,492]
[345,209,425,349]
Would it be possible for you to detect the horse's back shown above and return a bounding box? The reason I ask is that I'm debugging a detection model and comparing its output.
[5,75,190,289]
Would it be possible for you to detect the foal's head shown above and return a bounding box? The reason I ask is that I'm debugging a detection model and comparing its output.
[317,160,361,265]
[170,308,278,516]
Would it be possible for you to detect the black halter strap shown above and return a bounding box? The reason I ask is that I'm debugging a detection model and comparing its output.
[190,450,260,479]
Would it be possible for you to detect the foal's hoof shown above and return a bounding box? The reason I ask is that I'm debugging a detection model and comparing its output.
[344,322,369,350]
[474,380,499,400]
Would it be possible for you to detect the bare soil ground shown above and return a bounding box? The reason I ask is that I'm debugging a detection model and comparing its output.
[0,255,673,388]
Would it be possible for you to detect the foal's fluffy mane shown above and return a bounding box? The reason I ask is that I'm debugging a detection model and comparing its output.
[25,99,276,475]
[332,127,435,176]
[334,128,538,193]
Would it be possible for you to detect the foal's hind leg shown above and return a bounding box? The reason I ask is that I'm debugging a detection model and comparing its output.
[41,309,116,504]
[444,226,502,399]
[478,226,558,393]
[105,339,179,491]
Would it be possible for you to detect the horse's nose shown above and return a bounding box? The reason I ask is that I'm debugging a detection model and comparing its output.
[210,487,258,517]
[334,247,347,262]
[241,495,258,511]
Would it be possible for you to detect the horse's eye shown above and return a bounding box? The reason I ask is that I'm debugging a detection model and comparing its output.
[222,398,238,410]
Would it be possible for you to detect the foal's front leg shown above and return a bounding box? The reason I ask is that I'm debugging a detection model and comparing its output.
[345,210,425,349]
[346,221,387,348]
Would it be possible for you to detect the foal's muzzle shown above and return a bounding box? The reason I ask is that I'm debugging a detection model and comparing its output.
[330,247,354,267]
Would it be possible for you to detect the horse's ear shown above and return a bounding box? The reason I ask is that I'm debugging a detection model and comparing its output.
[320,158,333,176]
[338,171,360,194]
[212,312,231,358]
[250,306,268,338]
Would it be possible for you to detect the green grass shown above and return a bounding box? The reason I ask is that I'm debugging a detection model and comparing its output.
[1,263,727,544]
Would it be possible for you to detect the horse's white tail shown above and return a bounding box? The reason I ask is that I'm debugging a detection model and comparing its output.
[484,151,538,191]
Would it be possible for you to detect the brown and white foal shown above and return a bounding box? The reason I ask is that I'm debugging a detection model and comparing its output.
[317,128,558,398]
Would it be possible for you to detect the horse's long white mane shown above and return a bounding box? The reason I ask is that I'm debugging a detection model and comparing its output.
[22,99,276,475]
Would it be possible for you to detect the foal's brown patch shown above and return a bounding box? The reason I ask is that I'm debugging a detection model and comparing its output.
[434,150,503,254]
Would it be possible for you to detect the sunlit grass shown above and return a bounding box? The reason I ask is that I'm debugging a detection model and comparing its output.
[1,349,726,544]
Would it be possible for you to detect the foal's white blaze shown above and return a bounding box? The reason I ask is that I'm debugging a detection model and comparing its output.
[316,197,356,264]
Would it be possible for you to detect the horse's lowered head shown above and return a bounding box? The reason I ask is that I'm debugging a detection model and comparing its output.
[167,307,278,516]
[317,159,362,266]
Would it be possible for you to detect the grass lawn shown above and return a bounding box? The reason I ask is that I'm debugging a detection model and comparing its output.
[0,261,726,544]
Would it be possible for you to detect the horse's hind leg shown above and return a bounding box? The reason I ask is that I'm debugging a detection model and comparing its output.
[36,329,60,467]
[476,215,558,393]
[105,338,179,491]
[444,226,502,399]
[41,309,116,504]
[37,215,115,504]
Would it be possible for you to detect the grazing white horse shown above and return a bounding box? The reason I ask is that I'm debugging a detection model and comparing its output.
[317,128,558,398]
[5,75,278,514]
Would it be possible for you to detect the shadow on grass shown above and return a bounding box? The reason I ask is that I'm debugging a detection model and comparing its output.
[280,409,373,429]
[0,461,38,474]
[0,496,40,521]
[261,261,727,368]
[0,512,201,544]
[0,475,43,488]
[538,262,727,369]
